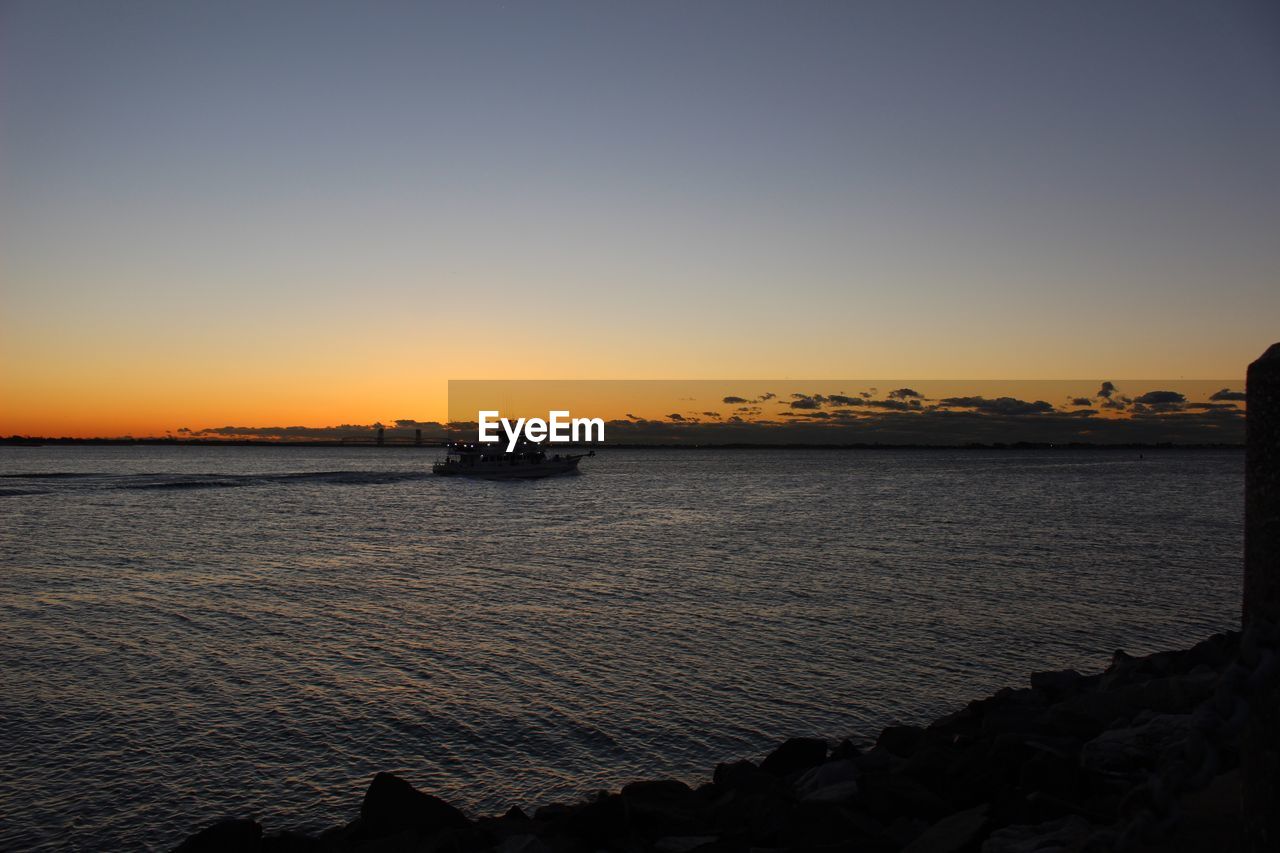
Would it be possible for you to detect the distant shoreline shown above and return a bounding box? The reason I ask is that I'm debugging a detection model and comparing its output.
[0,437,1244,450]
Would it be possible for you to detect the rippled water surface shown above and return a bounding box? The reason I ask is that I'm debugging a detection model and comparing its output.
[0,446,1243,850]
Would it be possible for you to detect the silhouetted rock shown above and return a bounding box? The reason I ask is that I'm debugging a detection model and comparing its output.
[876,725,925,758]
[830,737,864,761]
[759,736,828,777]
[1081,713,1194,777]
[496,835,549,853]
[981,814,1092,852]
[711,759,787,798]
[560,793,624,843]
[621,779,703,836]
[261,831,324,852]
[359,772,471,840]
[858,770,953,822]
[794,758,860,803]
[652,835,718,853]
[902,803,989,853]
[172,819,262,853]
[1029,668,1082,701]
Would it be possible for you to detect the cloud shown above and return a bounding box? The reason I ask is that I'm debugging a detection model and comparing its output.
[888,388,923,400]
[702,411,722,419]
[1188,402,1244,412]
[789,396,823,410]
[939,396,1055,416]
[1209,388,1246,402]
[826,395,865,406]
[1070,397,1092,406]
[666,413,685,421]
[1128,391,1187,414]
[1096,383,1131,410]
[866,398,920,411]
[1133,391,1186,405]
[724,392,777,405]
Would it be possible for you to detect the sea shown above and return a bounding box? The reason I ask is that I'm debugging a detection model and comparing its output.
[0,445,1244,850]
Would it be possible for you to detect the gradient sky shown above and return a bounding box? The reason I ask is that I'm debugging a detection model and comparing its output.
[2,1,1278,436]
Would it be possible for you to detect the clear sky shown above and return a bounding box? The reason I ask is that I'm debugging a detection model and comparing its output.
[2,1,1277,436]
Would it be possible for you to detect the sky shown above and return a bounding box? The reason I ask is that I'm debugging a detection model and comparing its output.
[2,1,1278,437]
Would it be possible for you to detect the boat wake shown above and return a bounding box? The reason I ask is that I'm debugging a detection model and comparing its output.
[0,470,432,496]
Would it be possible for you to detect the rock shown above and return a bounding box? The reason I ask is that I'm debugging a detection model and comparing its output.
[760,737,828,777]
[503,805,529,822]
[1099,649,1140,692]
[707,784,794,845]
[830,738,864,761]
[315,819,361,846]
[260,832,323,852]
[1029,669,1083,701]
[653,836,718,853]
[622,779,702,836]
[980,814,1093,853]
[877,725,925,758]
[775,799,883,849]
[1081,714,1194,777]
[712,759,758,788]
[359,772,471,839]
[1130,769,1242,852]
[420,825,489,853]
[900,732,965,782]
[562,794,625,843]
[1037,705,1106,740]
[713,760,789,798]
[497,834,551,853]
[1061,693,1133,730]
[978,701,1049,740]
[173,819,263,853]
[622,778,695,801]
[1134,671,1218,713]
[1018,750,1085,801]
[901,804,990,853]
[531,802,573,822]
[795,759,859,803]
[883,815,930,848]
[854,744,905,774]
[856,771,953,822]
[1183,632,1237,672]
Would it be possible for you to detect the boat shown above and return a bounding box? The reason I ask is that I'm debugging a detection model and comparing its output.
[432,440,594,479]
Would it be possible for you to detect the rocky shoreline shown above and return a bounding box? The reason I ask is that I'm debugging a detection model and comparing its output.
[175,632,1246,853]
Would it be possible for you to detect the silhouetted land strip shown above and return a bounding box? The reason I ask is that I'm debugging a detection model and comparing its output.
[174,632,1248,853]
[0,437,1245,450]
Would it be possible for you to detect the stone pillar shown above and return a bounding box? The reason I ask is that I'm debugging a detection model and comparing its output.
[1244,342,1280,852]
